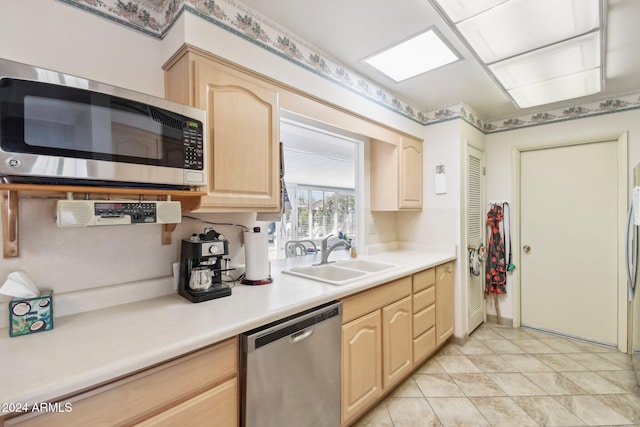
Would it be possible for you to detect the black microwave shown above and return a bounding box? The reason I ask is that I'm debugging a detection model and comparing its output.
[0,58,207,189]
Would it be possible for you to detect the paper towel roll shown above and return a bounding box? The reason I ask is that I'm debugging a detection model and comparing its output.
[244,230,271,282]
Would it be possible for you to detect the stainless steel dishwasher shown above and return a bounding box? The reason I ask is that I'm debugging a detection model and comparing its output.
[240,300,342,427]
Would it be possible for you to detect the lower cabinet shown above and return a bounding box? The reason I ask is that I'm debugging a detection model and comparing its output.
[436,262,455,346]
[136,377,237,427]
[4,338,238,427]
[382,296,413,388]
[340,277,412,426]
[341,310,382,423]
[340,262,455,426]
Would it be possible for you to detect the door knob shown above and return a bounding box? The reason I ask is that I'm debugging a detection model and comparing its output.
[523,245,531,253]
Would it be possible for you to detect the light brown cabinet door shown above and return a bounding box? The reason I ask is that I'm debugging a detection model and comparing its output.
[164,49,280,212]
[135,378,238,427]
[341,310,382,425]
[195,60,280,210]
[382,296,413,389]
[370,136,423,211]
[436,262,454,345]
[398,136,423,209]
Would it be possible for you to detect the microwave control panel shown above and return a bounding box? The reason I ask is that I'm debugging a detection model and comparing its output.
[183,120,204,171]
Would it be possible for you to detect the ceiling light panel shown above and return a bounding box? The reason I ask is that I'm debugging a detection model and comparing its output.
[363,28,460,82]
[456,0,600,63]
[435,0,508,23]
[507,68,601,108]
[489,32,600,89]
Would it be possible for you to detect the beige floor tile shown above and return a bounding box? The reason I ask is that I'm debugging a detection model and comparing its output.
[356,325,640,426]
[352,401,393,427]
[437,342,463,355]
[523,372,587,395]
[466,355,518,373]
[491,327,537,340]
[457,339,494,355]
[427,397,490,426]
[469,327,505,340]
[385,397,441,427]
[485,372,546,396]
[389,377,424,398]
[434,354,482,373]
[540,338,589,353]
[414,357,446,374]
[500,354,554,372]
[450,373,506,397]
[556,395,632,425]
[598,351,635,369]
[510,338,558,353]
[561,371,627,394]
[596,369,640,392]
[534,353,589,371]
[414,373,465,397]
[565,352,626,371]
[481,339,527,354]
[470,396,538,426]
[512,396,586,426]
[594,393,640,424]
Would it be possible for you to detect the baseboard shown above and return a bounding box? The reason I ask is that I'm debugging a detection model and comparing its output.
[486,314,514,327]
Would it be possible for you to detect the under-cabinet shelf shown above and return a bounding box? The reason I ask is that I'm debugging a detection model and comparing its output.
[0,184,205,258]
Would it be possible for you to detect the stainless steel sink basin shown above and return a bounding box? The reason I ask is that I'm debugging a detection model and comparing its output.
[282,259,399,285]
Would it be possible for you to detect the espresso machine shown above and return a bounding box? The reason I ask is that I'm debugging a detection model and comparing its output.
[178,231,232,303]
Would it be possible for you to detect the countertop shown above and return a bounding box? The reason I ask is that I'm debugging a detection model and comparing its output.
[0,250,455,407]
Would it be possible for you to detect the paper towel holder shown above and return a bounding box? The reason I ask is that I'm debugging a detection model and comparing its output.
[242,227,273,285]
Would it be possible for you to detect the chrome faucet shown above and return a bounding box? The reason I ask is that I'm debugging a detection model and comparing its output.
[319,234,351,265]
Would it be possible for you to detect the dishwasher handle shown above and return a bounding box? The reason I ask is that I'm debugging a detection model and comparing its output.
[242,300,342,352]
[290,327,314,343]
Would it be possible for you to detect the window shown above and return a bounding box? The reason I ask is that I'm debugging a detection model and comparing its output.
[267,116,361,260]
[286,186,356,241]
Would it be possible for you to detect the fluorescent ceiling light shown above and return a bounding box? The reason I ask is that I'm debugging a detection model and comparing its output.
[435,0,507,23]
[456,0,600,63]
[363,28,460,82]
[489,32,600,89]
[508,68,601,108]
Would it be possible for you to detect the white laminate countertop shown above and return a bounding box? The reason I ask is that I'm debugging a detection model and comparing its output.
[0,250,455,407]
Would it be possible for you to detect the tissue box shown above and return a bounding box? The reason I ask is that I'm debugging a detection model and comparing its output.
[9,290,53,337]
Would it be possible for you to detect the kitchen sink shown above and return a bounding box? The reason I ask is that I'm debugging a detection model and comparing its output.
[333,259,397,272]
[282,260,399,285]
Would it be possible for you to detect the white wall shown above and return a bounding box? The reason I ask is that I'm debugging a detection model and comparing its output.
[0,1,420,316]
[0,0,165,97]
[485,108,640,321]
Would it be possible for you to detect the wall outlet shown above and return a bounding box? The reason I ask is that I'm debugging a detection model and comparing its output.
[368,221,377,235]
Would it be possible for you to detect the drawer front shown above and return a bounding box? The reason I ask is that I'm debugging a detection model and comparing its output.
[413,327,436,365]
[412,268,435,293]
[412,304,435,338]
[6,338,238,427]
[413,286,435,313]
[135,378,238,427]
[342,276,412,323]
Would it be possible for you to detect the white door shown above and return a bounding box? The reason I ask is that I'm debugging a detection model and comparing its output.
[467,146,485,333]
[520,140,620,345]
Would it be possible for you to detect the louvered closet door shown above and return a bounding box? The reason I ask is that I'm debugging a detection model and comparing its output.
[467,146,485,333]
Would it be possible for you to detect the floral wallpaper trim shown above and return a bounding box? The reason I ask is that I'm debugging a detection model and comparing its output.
[56,0,640,134]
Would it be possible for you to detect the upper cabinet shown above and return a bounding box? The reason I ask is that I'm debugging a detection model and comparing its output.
[370,136,423,211]
[164,47,280,212]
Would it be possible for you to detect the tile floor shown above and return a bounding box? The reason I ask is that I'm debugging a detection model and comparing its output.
[354,322,640,426]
